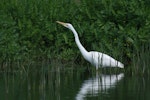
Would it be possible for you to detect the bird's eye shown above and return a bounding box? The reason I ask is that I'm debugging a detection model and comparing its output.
[65,24,69,27]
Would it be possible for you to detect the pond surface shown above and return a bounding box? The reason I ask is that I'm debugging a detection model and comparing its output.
[0,65,150,100]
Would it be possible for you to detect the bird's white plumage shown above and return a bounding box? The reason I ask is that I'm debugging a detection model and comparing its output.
[56,21,124,69]
[88,51,124,69]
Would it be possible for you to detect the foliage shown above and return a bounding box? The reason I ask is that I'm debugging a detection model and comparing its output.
[0,0,150,74]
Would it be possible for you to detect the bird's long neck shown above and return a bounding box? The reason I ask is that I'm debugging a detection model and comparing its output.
[70,27,90,61]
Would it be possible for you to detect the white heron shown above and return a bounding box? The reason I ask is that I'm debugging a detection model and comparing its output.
[56,21,124,69]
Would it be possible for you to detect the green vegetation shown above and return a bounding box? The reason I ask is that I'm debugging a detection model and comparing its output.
[0,0,150,74]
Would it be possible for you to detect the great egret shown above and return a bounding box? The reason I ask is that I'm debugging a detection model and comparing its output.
[56,21,124,69]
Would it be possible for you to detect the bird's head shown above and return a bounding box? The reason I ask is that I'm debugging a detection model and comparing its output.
[56,21,73,30]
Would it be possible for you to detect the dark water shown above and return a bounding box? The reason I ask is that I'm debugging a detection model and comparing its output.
[0,66,150,100]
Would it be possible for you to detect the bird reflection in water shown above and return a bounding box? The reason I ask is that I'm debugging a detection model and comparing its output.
[76,73,124,100]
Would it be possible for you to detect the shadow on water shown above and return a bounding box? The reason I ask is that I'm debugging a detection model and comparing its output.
[0,64,150,100]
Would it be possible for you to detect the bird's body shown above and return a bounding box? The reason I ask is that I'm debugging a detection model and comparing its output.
[56,21,124,69]
[87,51,124,69]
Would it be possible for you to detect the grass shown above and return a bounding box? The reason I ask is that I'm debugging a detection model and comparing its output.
[0,0,150,75]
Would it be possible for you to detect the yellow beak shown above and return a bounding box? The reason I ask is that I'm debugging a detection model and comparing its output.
[56,21,67,26]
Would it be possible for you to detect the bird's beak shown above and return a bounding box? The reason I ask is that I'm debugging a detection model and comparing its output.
[56,21,67,27]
